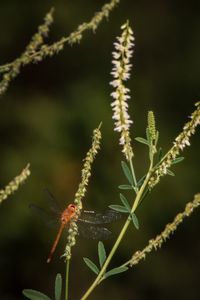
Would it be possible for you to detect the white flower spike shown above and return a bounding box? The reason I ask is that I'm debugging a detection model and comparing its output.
[110,21,134,160]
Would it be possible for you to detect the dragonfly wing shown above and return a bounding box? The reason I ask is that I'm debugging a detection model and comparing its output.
[43,188,62,214]
[29,203,59,228]
[78,223,112,240]
[79,209,122,225]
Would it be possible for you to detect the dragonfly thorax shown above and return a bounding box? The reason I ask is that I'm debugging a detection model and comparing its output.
[61,204,77,224]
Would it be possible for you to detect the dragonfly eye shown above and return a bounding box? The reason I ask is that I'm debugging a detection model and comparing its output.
[68,204,76,213]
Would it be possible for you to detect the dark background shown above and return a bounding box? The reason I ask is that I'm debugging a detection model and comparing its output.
[0,0,200,299]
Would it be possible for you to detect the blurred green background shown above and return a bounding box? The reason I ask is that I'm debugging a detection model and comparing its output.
[0,0,200,299]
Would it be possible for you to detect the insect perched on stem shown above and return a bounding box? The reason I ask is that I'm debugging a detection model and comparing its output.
[47,203,77,263]
[30,190,121,263]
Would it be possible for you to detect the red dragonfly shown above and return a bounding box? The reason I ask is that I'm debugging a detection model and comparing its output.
[30,190,121,263]
[47,203,77,263]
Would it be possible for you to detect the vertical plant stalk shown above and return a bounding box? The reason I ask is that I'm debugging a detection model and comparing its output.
[81,21,140,300]
[110,21,135,160]
[65,260,70,300]
[62,125,101,300]
[63,125,102,261]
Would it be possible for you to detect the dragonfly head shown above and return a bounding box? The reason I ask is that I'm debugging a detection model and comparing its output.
[68,204,77,213]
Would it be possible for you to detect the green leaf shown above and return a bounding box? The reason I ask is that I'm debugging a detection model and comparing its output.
[55,273,62,300]
[135,137,149,146]
[119,194,131,211]
[118,184,133,190]
[22,289,51,300]
[98,241,107,267]
[104,266,128,279]
[131,213,139,230]
[121,161,134,186]
[166,169,175,176]
[136,175,146,188]
[157,147,163,162]
[83,258,99,275]
[171,156,184,165]
[109,205,129,213]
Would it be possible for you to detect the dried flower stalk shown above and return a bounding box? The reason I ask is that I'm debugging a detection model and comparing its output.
[64,126,102,260]
[148,102,200,188]
[121,193,200,267]
[0,164,31,204]
[0,0,120,96]
[0,9,54,95]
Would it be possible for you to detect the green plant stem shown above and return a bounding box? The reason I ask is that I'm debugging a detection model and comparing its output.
[81,161,153,300]
[65,260,70,300]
